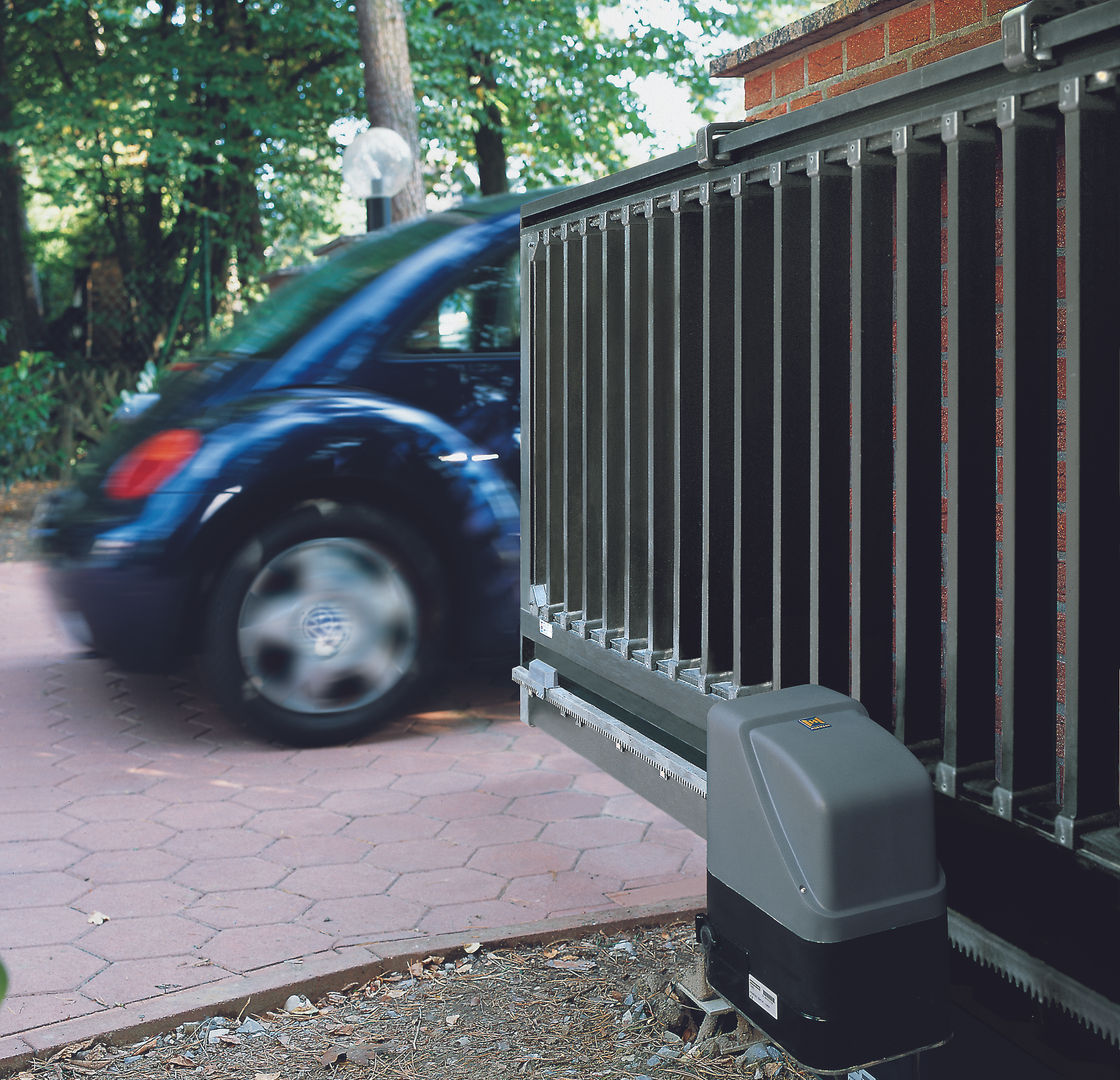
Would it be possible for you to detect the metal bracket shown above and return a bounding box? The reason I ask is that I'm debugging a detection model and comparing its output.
[1001,0,1089,73]
[696,122,748,170]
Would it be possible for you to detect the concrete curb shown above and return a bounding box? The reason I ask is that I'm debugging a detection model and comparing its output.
[0,898,703,1075]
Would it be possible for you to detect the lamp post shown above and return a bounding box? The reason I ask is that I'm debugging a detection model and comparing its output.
[341,126,413,231]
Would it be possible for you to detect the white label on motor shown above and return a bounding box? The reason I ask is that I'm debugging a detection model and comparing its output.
[748,974,778,1020]
[539,619,553,638]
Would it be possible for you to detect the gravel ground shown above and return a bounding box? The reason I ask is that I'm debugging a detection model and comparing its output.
[4,924,814,1080]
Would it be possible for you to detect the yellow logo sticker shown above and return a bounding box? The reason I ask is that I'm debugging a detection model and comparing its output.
[798,715,832,731]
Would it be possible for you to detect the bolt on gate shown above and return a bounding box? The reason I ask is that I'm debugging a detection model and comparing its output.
[514,0,1120,1065]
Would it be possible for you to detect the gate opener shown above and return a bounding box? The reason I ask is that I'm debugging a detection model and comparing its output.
[697,685,949,1075]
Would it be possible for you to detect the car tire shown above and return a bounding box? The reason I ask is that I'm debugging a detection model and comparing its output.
[202,501,445,746]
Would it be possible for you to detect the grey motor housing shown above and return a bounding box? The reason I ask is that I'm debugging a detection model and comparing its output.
[699,684,948,1074]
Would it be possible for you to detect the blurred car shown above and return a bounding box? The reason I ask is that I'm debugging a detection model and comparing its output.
[35,192,535,746]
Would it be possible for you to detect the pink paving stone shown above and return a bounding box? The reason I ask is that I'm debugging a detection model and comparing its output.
[65,793,167,823]
[140,777,243,804]
[602,793,679,826]
[509,728,567,754]
[576,842,686,883]
[0,810,79,842]
[0,871,87,909]
[363,837,477,873]
[427,731,514,756]
[502,871,622,913]
[412,790,511,820]
[389,769,482,796]
[539,749,603,776]
[681,848,706,876]
[201,923,334,973]
[1,944,106,995]
[506,791,607,822]
[416,899,539,935]
[230,785,327,811]
[476,769,574,798]
[319,788,415,817]
[65,819,175,853]
[189,888,313,930]
[437,814,542,846]
[0,748,70,770]
[160,826,274,860]
[388,867,503,904]
[341,813,443,844]
[0,839,84,872]
[366,749,459,776]
[55,770,158,797]
[301,894,421,937]
[154,801,256,829]
[70,848,187,884]
[289,744,389,770]
[260,834,373,868]
[212,762,316,788]
[283,862,396,900]
[467,841,578,876]
[80,953,231,1006]
[573,770,631,796]
[0,994,100,1040]
[53,751,153,775]
[49,732,146,754]
[0,761,71,789]
[242,807,350,838]
[644,824,707,852]
[173,856,289,891]
[448,749,542,775]
[77,881,200,919]
[78,915,214,961]
[0,906,89,948]
[606,875,706,908]
[0,786,75,813]
[539,816,648,850]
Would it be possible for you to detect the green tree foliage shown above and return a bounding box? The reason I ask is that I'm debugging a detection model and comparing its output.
[405,0,804,196]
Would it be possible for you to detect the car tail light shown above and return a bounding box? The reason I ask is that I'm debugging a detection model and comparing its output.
[104,429,202,500]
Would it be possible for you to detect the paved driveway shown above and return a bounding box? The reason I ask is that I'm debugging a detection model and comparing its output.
[0,562,705,1067]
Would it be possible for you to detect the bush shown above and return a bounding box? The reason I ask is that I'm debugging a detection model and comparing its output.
[0,352,66,487]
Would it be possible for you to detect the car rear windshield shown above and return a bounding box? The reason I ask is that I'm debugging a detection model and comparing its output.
[212,214,475,359]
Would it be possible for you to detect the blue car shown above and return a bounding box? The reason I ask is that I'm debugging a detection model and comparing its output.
[35,193,532,746]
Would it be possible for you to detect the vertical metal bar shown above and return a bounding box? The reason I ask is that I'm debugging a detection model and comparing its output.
[735,177,775,688]
[600,219,627,644]
[993,96,1058,820]
[545,232,566,606]
[1054,80,1120,846]
[523,231,545,603]
[893,128,944,747]
[771,163,812,690]
[561,225,585,621]
[646,207,676,661]
[936,113,998,799]
[623,206,649,649]
[807,151,852,695]
[850,140,896,729]
[702,183,737,679]
[674,194,705,665]
[580,220,605,633]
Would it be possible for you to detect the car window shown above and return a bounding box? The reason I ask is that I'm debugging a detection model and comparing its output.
[401,251,519,356]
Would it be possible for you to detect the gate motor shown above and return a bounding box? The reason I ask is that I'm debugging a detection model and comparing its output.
[698,685,948,1075]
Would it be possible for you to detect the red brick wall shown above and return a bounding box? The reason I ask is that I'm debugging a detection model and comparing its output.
[725,0,1022,120]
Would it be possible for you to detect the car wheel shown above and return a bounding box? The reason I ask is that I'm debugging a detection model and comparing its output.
[203,502,444,746]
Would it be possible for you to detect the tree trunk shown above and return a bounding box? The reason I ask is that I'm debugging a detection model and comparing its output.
[0,3,38,364]
[355,0,425,222]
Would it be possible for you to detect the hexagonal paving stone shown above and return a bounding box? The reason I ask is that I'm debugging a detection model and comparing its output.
[467,841,577,877]
[0,839,84,873]
[319,788,415,817]
[389,867,502,904]
[189,888,313,930]
[202,924,333,973]
[70,848,187,885]
[505,791,607,822]
[160,826,274,861]
[389,770,482,796]
[0,991,100,1039]
[363,838,476,873]
[575,842,686,884]
[260,835,373,868]
[417,899,539,936]
[539,817,648,850]
[476,769,574,798]
[173,856,289,892]
[283,862,396,900]
[154,802,256,829]
[601,793,678,826]
[0,871,87,910]
[244,807,350,838]
[301,895,421,938]
[449,749,542,775]
[572,770,632,796]
[0,811,79,843]
[427,731,514,756]
[0,787,76,813]
[2,944,106,994]
[437,815,542,846]
[80,954,230,1007]
[79,915,213,961]
[65,793,167,823]
[65,820,175,852]
[413,791,510,821]
[0,906,89,949]
[77,881,200,919]
[56,771,156,797]
[502,871,620,914]
[341,814,443,844]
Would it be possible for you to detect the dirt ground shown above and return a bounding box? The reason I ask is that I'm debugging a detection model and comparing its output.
[0,481,53,561]
[5,923,812,1080]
